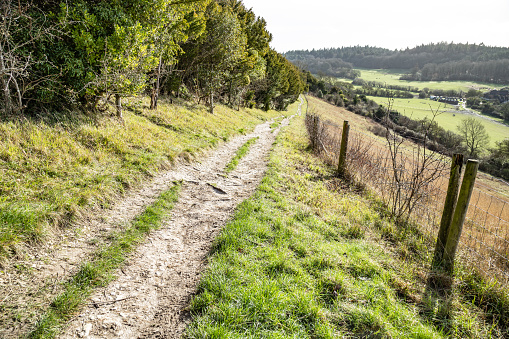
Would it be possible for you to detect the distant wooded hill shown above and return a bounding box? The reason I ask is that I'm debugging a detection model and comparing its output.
[285,43,509,84]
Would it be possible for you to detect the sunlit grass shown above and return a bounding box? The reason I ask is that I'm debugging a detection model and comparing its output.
[224,137,259,174]
[0,97,290,257]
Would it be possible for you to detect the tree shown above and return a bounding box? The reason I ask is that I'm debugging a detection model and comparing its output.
[465,88,482,98]
[22,0,210,116]
[493,139,509,159]
[1,0,30,114]
[256,49,304,111]
[0,0,65,115]
[499,102,509,122]
[61,0,206,117]
[4,0,303,116]
[178,2,247,113]
[457,117,490,157]
[148,0,209,110]
[220,1,271,108]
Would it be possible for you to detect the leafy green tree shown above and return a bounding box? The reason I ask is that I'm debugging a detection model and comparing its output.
[481,139,509,180]
[457,117,490,157]
[256,49,305,110]
[35,0,163,114]
[148,0,209,109]
[22,0,209,116]
[6,0,303,116]
[225,49,266,109]
[64,0,212,117]
[493,139,509,158]
[466,88,483,98]
[221,1,272,108]
[183,2,247,113]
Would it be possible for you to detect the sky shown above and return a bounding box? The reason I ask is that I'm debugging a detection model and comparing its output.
[241,0,509,53]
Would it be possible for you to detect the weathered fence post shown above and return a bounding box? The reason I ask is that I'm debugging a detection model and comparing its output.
[442,159,479,274]
[432,154,464,270]
[337,121,350,176]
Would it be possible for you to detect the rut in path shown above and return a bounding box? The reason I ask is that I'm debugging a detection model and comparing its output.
[60,100,302,338]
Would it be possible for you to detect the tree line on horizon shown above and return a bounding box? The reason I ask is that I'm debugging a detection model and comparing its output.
[286,43,509,84]
[0,0,306,117]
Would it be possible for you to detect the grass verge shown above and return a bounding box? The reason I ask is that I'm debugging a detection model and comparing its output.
[184,114,507,338]
[0,97,292,257]
[224,137,259,174]
[27,182,181,338]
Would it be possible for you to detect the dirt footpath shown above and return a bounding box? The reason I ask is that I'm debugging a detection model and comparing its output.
[59,100,302,338]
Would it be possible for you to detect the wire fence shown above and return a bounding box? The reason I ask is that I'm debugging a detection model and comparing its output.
[305,113,509,284]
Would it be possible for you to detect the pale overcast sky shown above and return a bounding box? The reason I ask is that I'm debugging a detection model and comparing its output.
[241,0,509,52]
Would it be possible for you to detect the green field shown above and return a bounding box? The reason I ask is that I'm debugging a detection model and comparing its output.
[368,96,509,146]
[338,68,507,93]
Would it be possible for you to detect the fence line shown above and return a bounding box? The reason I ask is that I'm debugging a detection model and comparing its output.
[305,113,509,283]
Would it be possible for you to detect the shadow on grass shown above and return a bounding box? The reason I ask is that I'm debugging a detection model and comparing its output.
[421,267,509,336]
[0,95,200,129]
[0,105,102,129]
[419,271,455,334]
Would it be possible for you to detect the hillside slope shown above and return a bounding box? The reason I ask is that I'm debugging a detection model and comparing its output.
[0,98,294,337]
[0,98,284,257]
[286,43,509,83]
[184,98,508,338]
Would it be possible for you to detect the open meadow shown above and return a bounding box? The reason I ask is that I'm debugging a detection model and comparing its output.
[367,96,509,147]
[339,68,507,92]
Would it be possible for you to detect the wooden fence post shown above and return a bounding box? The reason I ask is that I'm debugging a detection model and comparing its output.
[431,154,464,270]
[337,121,350,176]
[442,159,479,274]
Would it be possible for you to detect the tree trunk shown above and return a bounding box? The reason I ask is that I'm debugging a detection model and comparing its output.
[13,77,22,110]
[150,86,157,110]
[150,58,162,110]
[209,92,214,114]
[1,78,12,114]
[0,48,13,114]
[115,94,122,119]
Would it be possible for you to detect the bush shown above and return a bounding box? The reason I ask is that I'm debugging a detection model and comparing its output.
[369,125,387,138]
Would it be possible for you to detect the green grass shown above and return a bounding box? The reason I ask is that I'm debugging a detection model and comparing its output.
[368,96,509,146]
[0,97,290,257]
[270,121,280,129]
[270,116,285,129]
[28,183,181,338]
[343,69,506,92]
[224,137,259,174]
[185,114,508,338]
